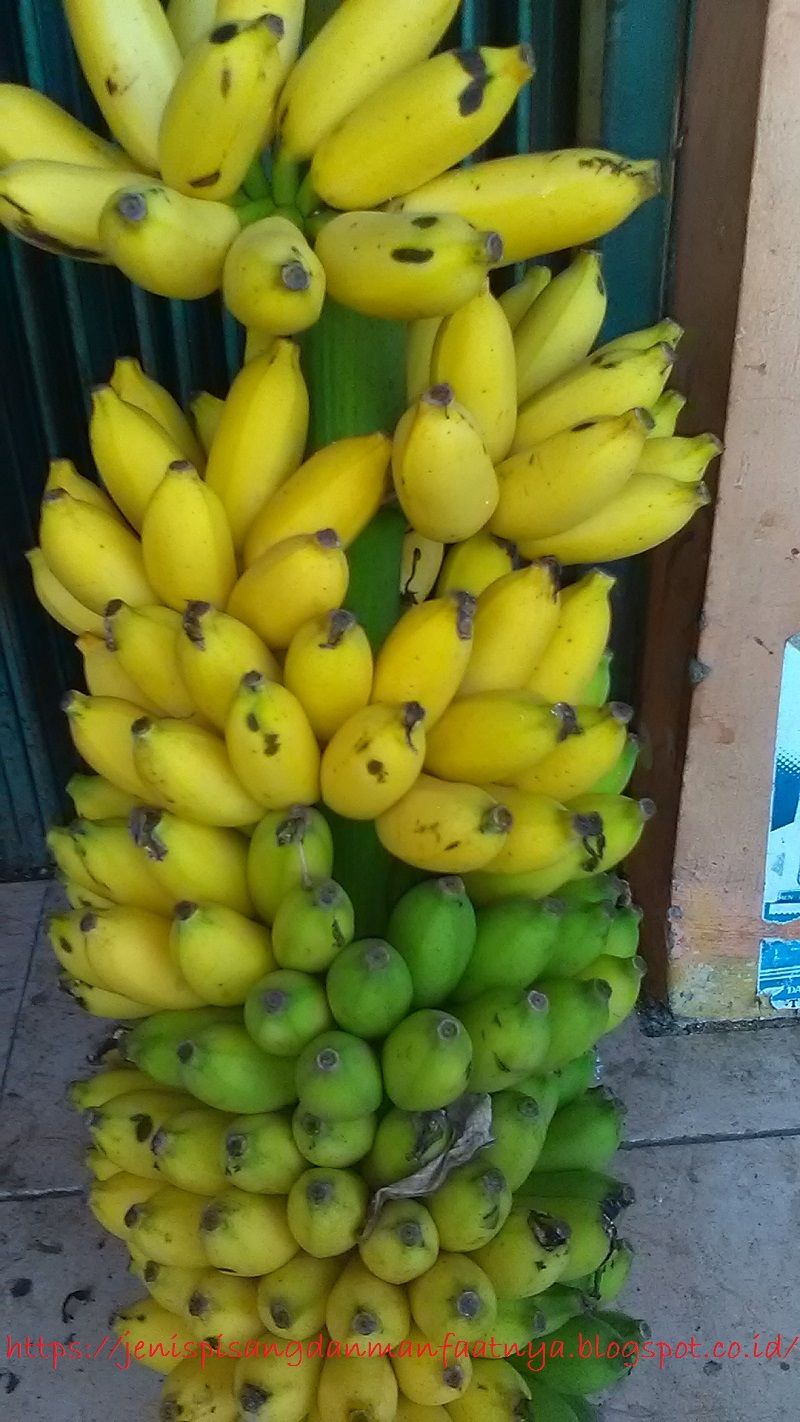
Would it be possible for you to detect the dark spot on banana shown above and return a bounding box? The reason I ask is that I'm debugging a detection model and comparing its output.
[444,841,461,851]
[246,713,259,732]
[133,1113,153,1142]
[239,1382,270,1413]
[411,215,438,229]
[391,247,434,264]
[458,78,488,117]
[59,937,72,955]
[190,171,223,189]
[262,732,281,756]
[220,65,232,98]
[14,220,102,260]
[455,48,488,80]
[367,759,388,782]
[1,195,31,215]
[105,76,118,95]
[211,22,239,43]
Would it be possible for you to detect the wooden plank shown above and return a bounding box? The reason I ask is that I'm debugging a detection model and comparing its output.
[627,0,774,1009]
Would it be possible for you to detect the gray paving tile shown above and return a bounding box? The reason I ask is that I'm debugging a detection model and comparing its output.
[0,885,106,1197]
[600,1013,800,1145]
[0,882,48,1089]
[0,1193,159,1421]
[599,1135,800,1422]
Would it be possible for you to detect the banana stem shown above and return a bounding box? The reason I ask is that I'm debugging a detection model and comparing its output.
[242,154,272,201]
[237,196,277,227]
[295,171,320,218]
[271,150,302,207]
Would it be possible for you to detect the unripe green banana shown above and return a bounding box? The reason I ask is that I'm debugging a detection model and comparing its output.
[480,1283,586,1350]
[533,978,611,1070]
[150,1105,231,1194]
[286,1167,369,1257]
[124,1006,240,1087]
[325,1255,410,1347]
[428,1160,513,1251]
[576,1235,634,1303]
[524,1381,590,1421]
[244,969,333,1056]
[326,939,414,1038]
[459,987,551,1091]
[604,904,642,958]
[256,1250,344,1339]
[246,807,334,924]
[452,898,563,1002]
[408,1251,498,1342]
[550,1049,599,1109]
[387,876,477,1008]
[544,903,614,978]
[200,1188,298,1276]
[295,1030,383,1120]
[177,1023,298,1113]
[525,1169,634,1223]
[534,1088,625,1173]
[382,1010,473,1111]
[513,1073,561,1126]
[358,1199,440,1283]
[482,1088,549,1188]
[518,1194,614,1281]
[528,1312,633,1395]
[223,1111,305,1194]
[472,1206,571,1298]
[362,1106,452,1189]
[291,1106,377,1168]
[574,953,646,1031]
[271,876,355,970]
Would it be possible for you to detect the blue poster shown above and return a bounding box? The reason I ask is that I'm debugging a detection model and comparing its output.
[759,636,800,1008]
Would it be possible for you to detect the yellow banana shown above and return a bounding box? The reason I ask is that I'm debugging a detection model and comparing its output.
[394,149,660,265]
[648,389,686,438]
[170,901,274,1005]
[447,1360,530,1422]
[216,0,306,78]
[567,792,656,877]
[497,264,551,329]
[104,602,194,718]
[0,84,133,169]
[177,602,281,731]
[190,391,224,455]
[47,824,106,896]
[283,609,374,743]
[425,693,580,783]
[80,906,202,1009]
[62,691,155,798]
[233,1338,323,1421]
[225,671,321,810]
[44,457,118,517]
[40,489,154,612]
[406,317,441,404]
[110,358,204,468]
[372,592,475,726]
[64,976,154,1017]
[89,1087,190,1176]
[492,409,650,542]
[62,878,114,912]
[89,384,186,530]
[70,820,173,913]
[513,341,675,451]
[167,0,217,53]
[311,44,534,210]
[321,701,427,820]
[76,633,157,710]
[0,160,142,262]
[477,785,581,874]
[392,385,499,541]
[67,773,142,822]
[111,1296,195,1373]
[517,702,633,802]
[519,473,711,564]
[400,529,445,605]
[316,1355,397,1422]
[376,775,512,873]
[141,461,237,611]
[27,548,104,636]
[436,532,516,598]
[460,561,560,695]
[63,0,181,170]
[244,431,391,565]
[243,327,276,364]
[205,342,309,553]
[129,807,254,917]
[101,182,241,299]
[276,0,460,160]
[514,249,607,402]
[88,1173,164,1240]
[159,1355,238,1422]
[315,211,503,321]
[131,716,264,826]
[49,906,108,985]
[223,215,326,335]
[430,280,517,461]
[527,569,615,703]
[636,432,722,482]
[228,530,349,649]
[159,15,284,201]
[596,316,683,355]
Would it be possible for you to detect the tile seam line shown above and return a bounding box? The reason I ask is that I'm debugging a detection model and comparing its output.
[621,1124,800,1150]
[0,884,51,1101]
[0,1185,84,1202]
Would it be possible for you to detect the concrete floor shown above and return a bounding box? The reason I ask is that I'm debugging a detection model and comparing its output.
[0,882,798,1420]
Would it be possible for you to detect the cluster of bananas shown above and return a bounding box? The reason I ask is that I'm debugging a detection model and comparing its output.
[0,0,658,338]
[67,867,642,1420]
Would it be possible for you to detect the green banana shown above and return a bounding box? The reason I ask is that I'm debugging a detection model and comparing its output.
[176,1022,298,1113]
[534,1088,625,1173]
[533,979,611,1070]
[428,1160,513,1251]
[362,1106,452,1189]
[358,1199,440,1284]
[295,1030,383,1120]
[483,1088,550,1188]
[223,1111,305,1194]
[244,969,333,1056]
[543,904,614,978]
[527,1169,634,1224]
[271,876,355,971]
[574,954,646,1031]
[124,1007,240,1086]
[150,1105,231,1194]
[291,1106,377,1168]
[549,1050,599,1109]
[452,898,563,1002]
[247,806,334,924]
[473,1206,571,1298]
[382,1010,473,1111]
[325,939,414,1038]
[387,876,477,1008]
[459,987,551,1091]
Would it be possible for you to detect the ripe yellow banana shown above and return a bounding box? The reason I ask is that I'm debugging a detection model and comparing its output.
[400,529,445,605]
[111,1296,195,1373]
[100,182,241,299]
[216,0,306,78]
[89,384,186,529]
[223,215,326,335]
[63,0,181,169]
[636,432,722,481]
[514,248,607,402]
[110,357,204,468]
[244,431,391,565]
[477,785,581,874]
[80,906,201,1009]
[394,149,660,265]
[517,703,633,801]
[527,569,616,703]
[648,389,686,438]
[76,633,158,710]
[228,530,349,649]
[498,264,552,328]
[596,316,683,355]
[376,775,512,873]
[225,671,321,809]
[189,391,224,455]
[430,280,517,461]
[0,85,132,169]
[67,978,154,1017]
[44,458,118,517]
[283,609,374,743]
[392,385,499,541]
[167,0,217,53]
[372,592,476,726]
[436,532,516,598]
[311,44,534,210]
[0,160,143,261]
[131,716,264,826]
[27,548,104,636]
[71,820,174,913]
[62,692,157,799]
[159,1355,238,1422]
[513,341,675,451]
[159,15,284,201]
[129,807,254,917]
[425,693,580,783]
[67,773,142,823]
[321,701,427,820]
[568,792,656,877]
[520,473,711,564]
[177,602,281,731]
[49,905,108,984]
[276,0,460,160]
[171,901,274,1005]
[48,823,106,897]
[406,317,441,404]
[492,409,650,543]
[105,602,194,718]
[39,490,155,612]
[315,211,503,321]
[141,461,237,611]
[244,327,276,365]
[205,342,309,553]
[460,561,560,695]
